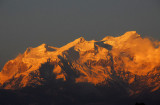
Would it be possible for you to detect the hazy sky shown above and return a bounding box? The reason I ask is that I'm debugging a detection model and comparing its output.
[0,0,160,70]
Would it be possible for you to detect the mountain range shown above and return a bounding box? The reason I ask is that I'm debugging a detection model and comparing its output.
[0,31,159,105]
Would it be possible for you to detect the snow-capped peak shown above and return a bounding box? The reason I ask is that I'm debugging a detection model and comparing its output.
[119,31,141,40]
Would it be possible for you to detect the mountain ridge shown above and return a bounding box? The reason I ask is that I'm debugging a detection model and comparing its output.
[0,31,160,97]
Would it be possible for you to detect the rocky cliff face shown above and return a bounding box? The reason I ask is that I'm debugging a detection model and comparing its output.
[0,31,160,97]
